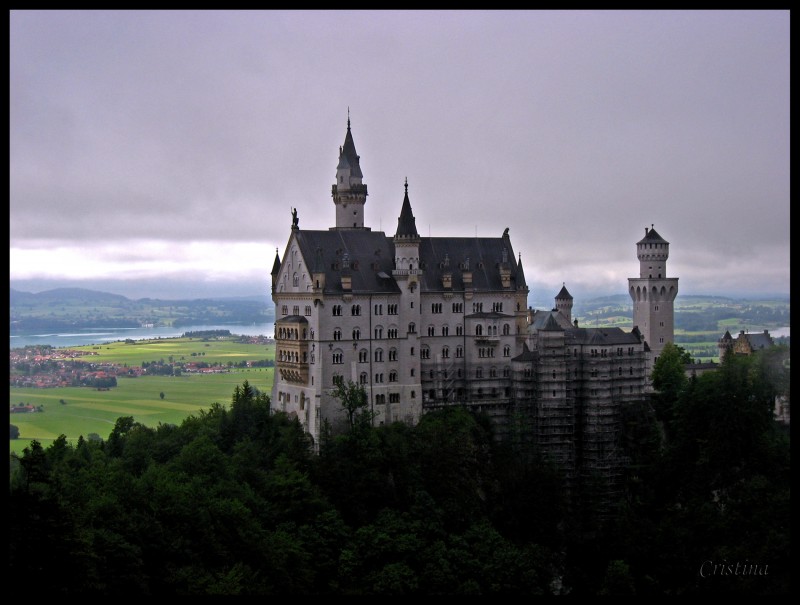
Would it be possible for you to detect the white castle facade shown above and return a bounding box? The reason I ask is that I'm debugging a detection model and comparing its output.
[270,118,677,500]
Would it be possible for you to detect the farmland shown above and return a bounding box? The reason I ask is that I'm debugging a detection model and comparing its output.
[10,336,275,455]
[9,294,789,454]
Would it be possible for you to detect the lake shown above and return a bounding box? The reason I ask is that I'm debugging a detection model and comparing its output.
[10,323,275,350]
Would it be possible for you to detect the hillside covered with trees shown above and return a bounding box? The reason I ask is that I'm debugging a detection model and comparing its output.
[9,346,790,596]
[9,287,273,334]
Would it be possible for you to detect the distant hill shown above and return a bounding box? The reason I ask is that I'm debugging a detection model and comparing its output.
[9,287,274,335]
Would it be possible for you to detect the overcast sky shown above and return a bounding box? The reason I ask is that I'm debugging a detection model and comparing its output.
[10,10,790,303]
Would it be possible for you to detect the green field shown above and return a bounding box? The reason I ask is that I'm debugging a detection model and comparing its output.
[58,336,275,366]
[10,368,275,456]
[10,337,276,455]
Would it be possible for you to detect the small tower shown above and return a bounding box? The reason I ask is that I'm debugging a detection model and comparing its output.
[393,178,421,288]
[628,224,679,366]
[331,110,369,230]
[555,283,573,324]
[270,248,281,294]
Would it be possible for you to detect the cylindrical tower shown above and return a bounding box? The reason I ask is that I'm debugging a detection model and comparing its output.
[628,225,679,366]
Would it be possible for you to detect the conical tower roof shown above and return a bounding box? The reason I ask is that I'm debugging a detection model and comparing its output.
[395,179,419,238]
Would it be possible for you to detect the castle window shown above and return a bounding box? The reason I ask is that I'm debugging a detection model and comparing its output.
[359,372,368,385]
[374,304,383,315]
[420,346,430,359]
[352,328,360,340]
[442,325,449,336]
[282,305,288,316]
[476,367,483,378]
[503,345,510,357]
[332,305,342,316]
[411,368,415,377]
[432,303,442,313]
[388,328,398,339]
[388,304,398,315]
[359,349,368,363]
[389,393,400,403]
[503,366,510,377]
[293,273,299,286]
[375,373,384,383]
[389,348,397,361]
[333,329,342,341]
[452,302,463,313]
[476,325,483,336]
[374,327,383,338]
[375,349,384,362]
[332,351,343,364]
[442,346,449,358]
[352,304,361,316]
[411,391,415,398]
[456,346,463,358]
[503,324,510,335]
[456,325,463,336]
[428,326,435,336]
[389,371,398,382]
[408,322,416,334]
[305,306,312,316]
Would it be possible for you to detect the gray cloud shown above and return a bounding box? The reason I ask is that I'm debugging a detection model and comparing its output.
[10,10,790,300]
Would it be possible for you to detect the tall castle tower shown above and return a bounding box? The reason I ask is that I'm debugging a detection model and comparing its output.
[331,112,368,230]
[628,225,679,365]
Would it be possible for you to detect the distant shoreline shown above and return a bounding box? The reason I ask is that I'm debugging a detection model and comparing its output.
[10,323,275,350]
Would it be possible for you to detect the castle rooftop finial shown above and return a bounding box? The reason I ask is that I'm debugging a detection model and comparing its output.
[347,106,351,130]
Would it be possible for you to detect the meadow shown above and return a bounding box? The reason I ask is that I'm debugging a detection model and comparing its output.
[10,337,276,455]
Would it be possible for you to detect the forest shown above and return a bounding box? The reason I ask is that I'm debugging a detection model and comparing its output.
[8,345,790,596]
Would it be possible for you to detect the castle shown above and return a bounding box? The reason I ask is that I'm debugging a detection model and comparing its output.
[271,117,677,504]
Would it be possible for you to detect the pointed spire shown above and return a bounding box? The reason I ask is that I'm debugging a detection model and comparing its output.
[556,282,572,300]
[395,177,419,238]
[515,253,527,288]
[338,111,362,178]
[271,248,281,276]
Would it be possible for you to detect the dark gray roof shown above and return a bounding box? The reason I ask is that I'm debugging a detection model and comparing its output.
[742,331,774,350]
[337,118,363,178]
[271,250,281,275]
[564,327,643,346]
[417,236,521,292]
[512,342,537,362]
[637,225,668,245]
[276,315,308,324]
[289,229,526,296]
[294,230,401,295]
[555,284,573,300]
[395,181,419,238]
[529,309,573,331]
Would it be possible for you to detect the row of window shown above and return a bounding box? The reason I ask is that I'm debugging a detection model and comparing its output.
[280,300,518,319]
[280,305,313,316]
[329,323,511,340]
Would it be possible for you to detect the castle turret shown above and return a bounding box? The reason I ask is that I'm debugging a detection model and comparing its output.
[270,248,281,294]
[628,224,679,366]
[331,111,369,230]
[555,283,573,324]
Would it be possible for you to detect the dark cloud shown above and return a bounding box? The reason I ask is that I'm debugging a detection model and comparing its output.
[10,10,790,299]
